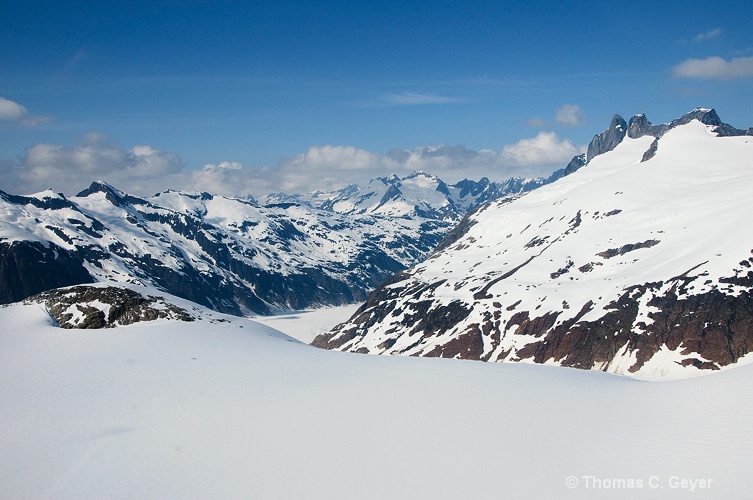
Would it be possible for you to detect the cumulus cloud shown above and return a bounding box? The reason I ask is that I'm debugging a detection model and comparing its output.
[672,56,753,80]
[253,133,585,194]
[263,146,401,193]
[0,96,50,126]
[501,132,583,167]
[555,104,586,126]
[1,134,184,196]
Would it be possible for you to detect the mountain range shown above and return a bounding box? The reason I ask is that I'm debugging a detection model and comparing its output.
[0,170,552,315]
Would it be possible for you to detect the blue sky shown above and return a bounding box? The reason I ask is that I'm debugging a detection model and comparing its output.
[1,0,752,196]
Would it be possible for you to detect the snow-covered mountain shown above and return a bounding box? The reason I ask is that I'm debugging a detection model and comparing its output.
[262,170,556,221]
[0,182,455,314]
[0,165,565,315]
[314,108,753,380]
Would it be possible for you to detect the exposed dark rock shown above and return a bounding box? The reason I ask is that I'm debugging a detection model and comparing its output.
[629,108,752,161]
[0,189,76,211]
[0,241,94,304]
[430,209,479,255]
[587,115,627,161]
[28,285,195,329]
[641,138,659,162]
[563,153,587,176]
[627,113,663,139]
[423,322,484,360]
[597,240,660,259]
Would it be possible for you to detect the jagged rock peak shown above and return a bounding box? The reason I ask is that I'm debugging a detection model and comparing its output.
[563,153,587,176]
[681,107,722,126]
[586,114,627,162]
[628,107,752,140]
[627,113,658,139]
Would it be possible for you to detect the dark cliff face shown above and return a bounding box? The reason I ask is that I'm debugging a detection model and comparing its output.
[587,114,627,161]
[0,241,95,304]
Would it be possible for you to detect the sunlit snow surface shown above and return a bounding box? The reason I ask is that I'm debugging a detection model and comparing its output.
[1,290,753,499]
[324,121,753,379]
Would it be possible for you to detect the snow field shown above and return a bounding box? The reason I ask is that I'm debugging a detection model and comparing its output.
[1,296,753,499]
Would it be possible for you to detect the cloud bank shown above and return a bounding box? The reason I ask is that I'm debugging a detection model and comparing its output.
[1,134,184,196]
[0,132,585,198]
[672,56,753,80]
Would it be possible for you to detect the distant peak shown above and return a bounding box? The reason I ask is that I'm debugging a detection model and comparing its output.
[404,170,435,180]
[75,181,145,207]
[77,180,120,196]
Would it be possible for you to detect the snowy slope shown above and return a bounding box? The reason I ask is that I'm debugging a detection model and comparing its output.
[315,112,753,380]
[1,285,752,499]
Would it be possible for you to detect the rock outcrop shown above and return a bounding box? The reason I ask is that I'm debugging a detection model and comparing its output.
[587,114,628,161]
[28,285,195,328]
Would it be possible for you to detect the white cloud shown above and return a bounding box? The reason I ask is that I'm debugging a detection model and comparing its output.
[254,134,585,194]
[0,96,50,126]
[188,161,260,197]
[672,56,753,80]
[8,134,184,196]
[202,161,243,172]
[694,28,723,42]
[555,104,586,127]
[502,132,583,167]
[0,97,28,121]
[264,146,402,193]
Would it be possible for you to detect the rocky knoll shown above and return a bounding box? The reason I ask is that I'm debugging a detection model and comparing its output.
[28,285,195,329]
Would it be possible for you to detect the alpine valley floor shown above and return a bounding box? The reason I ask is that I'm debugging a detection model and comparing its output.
[1,289,752,499]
